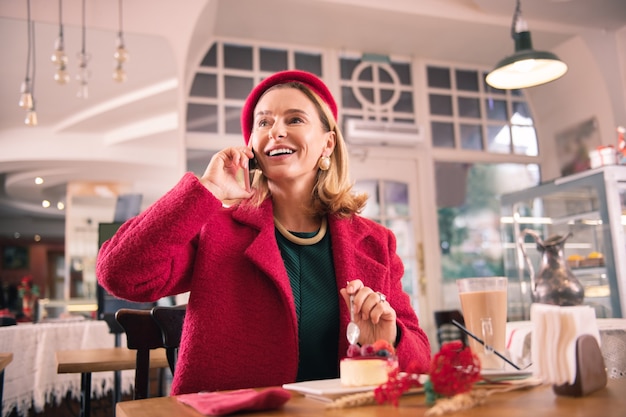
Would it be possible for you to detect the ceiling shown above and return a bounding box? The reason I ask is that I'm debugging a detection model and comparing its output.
[1,0,625,241]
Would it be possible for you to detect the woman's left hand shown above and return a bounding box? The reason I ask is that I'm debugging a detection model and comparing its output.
[340,279,397,346]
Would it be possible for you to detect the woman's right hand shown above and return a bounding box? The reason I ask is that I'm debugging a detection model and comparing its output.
[341,280,398,346]
[199,147,255,202]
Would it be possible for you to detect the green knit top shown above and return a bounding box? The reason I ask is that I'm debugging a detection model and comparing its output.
[275,218,339,381]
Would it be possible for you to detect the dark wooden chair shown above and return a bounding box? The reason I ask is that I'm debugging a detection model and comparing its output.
[102,312,125,346]
[433,309,468,348]
[115,308,166,400]
[150,304,186,375]
[101,312,127,405]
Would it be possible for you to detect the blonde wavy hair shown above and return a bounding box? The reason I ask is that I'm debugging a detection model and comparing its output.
[244,82,368,218]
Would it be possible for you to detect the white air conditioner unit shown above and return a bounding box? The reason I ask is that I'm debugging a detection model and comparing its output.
[344,119,423,147]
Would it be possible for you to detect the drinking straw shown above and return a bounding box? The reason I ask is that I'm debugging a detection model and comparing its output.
[451,319,522,370]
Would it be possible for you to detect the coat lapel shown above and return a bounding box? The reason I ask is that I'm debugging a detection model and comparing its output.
[233,205,389,303]
[231,200,294,301]
[329,215,388,286]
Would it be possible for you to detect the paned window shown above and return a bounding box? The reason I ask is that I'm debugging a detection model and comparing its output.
[426,65,538,156]
[186,42,324,136]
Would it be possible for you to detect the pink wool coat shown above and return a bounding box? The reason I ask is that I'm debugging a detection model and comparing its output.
[96,173,431,394]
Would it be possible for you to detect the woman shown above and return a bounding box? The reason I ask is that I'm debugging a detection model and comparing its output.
[96,70,431,395]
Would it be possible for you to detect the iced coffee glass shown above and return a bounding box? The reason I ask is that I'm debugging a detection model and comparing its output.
[457,277,508,370]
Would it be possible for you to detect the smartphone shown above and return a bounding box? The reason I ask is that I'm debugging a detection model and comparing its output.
[246,149,259,190]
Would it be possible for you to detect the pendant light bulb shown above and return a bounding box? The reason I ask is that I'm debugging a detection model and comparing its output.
[113,1,129,82]
[112,63,127,82]
[20,0,37,116]
[54,63,70,85]
[19,80,34,109]
[52,0,69,85]
[25,107,38,126]
[114,37,129,63]
[51,37,68,66]
[77,82,89,99]
[76,52,90,98]
[76,0,90,98]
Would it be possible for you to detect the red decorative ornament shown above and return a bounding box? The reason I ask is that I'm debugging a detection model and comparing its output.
[429,340,481,397]
[374,366,422,407]
[373,341,481,407]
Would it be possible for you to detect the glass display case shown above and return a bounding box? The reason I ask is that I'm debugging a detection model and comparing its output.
[500,166,626,320]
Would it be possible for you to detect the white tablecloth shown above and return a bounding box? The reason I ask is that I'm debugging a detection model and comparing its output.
[506,318,626,379]
[1,319,134,417]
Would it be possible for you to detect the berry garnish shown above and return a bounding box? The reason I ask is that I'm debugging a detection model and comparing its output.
[376,349,392,358]
[347,344,361,358]
[345,339,397,359]
[372,339,395,355]
[360,344,376,356]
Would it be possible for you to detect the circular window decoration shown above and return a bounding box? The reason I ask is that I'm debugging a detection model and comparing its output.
[350,62,401,113]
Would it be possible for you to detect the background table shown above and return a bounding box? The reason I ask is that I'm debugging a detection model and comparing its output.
[0,353,12,409]
[506,318,626,379]
[0,319,134,417]
[57,347,168,417]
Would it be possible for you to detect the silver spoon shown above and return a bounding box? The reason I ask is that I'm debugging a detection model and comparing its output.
[347,294,360,345]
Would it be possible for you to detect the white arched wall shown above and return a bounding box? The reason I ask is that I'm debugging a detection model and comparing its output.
[618,26,626,126]
[529,34,620,182]
[583,27,626,131]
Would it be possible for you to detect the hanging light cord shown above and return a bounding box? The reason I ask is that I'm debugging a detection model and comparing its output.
[81,0,86,55]
[30,10,36,100]
[118,0,124,40]
[24,0,32,82]
[26,0,36,100]
[58,0,64,39]
[510,0,522,38]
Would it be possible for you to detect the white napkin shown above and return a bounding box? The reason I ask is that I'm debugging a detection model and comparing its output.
[530,304,601,385]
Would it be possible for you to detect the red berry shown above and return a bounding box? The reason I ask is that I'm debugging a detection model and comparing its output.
[372,339,395,355]
[347,344,361,358]
[361,344,376,357]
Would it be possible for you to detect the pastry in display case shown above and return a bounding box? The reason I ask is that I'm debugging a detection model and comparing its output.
[500,166,626,320]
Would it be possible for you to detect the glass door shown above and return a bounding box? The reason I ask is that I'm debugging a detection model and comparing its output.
[349,156,428,325]
[435,162,540,314]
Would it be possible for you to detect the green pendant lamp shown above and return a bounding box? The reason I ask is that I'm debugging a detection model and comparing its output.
[486,0,568,90]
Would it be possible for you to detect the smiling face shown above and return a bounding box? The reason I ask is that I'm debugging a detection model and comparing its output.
[250,85,336,192]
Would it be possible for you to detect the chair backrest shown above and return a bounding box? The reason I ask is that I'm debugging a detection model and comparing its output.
[433,309,468,348]
[115,308,165,400]
[102,312,125,347]
[150,304,186,375]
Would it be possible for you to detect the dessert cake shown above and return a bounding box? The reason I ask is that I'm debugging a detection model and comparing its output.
[580,251,604,267]
[569,251,605,268]
[340,340,398,387]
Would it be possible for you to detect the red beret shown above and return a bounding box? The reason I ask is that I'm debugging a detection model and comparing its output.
[241,70,338,144]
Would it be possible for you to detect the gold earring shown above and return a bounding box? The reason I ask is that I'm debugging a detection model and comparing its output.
[318,155,331,171]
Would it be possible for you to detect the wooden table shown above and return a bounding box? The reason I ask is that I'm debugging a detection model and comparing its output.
[57,347,169,417]
[0,353,13,407]
[116,378,626,417]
